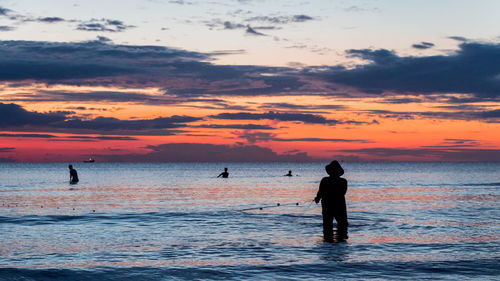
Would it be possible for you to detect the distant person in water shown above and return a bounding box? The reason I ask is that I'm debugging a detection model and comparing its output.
[314,160,348,241]
[284,170,293,177]
[217,167,229,178]
[69,164,79,184]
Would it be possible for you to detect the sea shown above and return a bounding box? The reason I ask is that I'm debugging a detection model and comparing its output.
[0,162,499,280]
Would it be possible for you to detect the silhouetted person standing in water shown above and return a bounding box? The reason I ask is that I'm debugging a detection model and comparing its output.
[314,160,348,242]
[217,167,229,178]
[284,170,293,177]
[69,164,79,184]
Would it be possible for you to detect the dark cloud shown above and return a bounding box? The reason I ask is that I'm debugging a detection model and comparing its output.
[273,137,370,143]
[0,39,208,81]
[0,102,201,134]
[2,39,500,113]
[0,40,307,97]
[317,42,500,99]
[448,36,468,42]
[65,136,138,141]
[363,108,500,122]
[259,103,346,111]
[0,25,14,31]
[233,130,369,143]
[246,15,314,24]
[195,124,275,130]
[0,133,137,141]
[343,147,500,161]
[419,139,481,148]
[9,90,189,104]
[233,131,275,143]
[292,15,314,22]
[478,109,500,118]
[0,133,56,138]
[210,111,373,125]
[377,97,423,104]
[223,21,246,30]
[38,17,65,23]
[0,147,15,152]
[246,26,266,36]
[210,111,339,124]
[96,143,313,162]
[0,6,11,16]
[209,49,246,56]
[76,19,134,32]
[0,103,67,127]
[412,41,435,49]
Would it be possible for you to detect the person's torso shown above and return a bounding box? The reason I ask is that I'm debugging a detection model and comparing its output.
[320,177,346,206]
[70,169,79,180]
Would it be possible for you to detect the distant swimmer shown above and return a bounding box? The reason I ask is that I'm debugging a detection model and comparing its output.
[69,164,79,184]
[284,170,293,177]
[217,167,229,178]
[314,160,348,242]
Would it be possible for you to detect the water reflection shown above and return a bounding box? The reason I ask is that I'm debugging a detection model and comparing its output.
[0,162,499,279]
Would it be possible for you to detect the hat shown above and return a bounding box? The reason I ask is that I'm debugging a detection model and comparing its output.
[325,160,344,177]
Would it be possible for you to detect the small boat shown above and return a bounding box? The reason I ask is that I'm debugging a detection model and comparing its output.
[83,157,95,163]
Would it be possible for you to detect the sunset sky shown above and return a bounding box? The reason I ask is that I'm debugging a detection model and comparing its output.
[0,0,499,162]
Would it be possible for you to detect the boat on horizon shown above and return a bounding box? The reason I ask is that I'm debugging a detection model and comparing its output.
[83,157,95,163]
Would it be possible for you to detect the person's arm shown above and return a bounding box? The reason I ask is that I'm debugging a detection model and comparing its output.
[341,178,348,195]
[315,178,325,203]
[217,173,222,178]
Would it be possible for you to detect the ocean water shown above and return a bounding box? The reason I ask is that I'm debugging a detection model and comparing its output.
[0,162,498,280]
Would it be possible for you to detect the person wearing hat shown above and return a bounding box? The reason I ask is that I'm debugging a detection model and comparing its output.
[314,160,348,241]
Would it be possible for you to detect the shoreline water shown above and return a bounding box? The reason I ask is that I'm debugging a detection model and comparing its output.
[1,162,499,280]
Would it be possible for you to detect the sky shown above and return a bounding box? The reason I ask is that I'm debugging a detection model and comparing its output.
[0,0,499,162]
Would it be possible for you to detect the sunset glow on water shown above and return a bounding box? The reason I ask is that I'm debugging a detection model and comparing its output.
[1,162,499,280]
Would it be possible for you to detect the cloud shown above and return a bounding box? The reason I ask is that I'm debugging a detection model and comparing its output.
[363,108,500,122]
[38,17,65,23]
[0,25,14,31]
[0,103,67,127]
[412,41,434,49]
[223,21,246,30]
[96,143,313,162]
[210,111,340,124]
[342,147,500,161]
[195,124,275,130]
[0,133,56,138]
[245,15,314,24]
[0,40,308,97]
[343,5,379,12]
[0,6,11,16]
[76,19,134,32]
[272,137,370,143]
[0,133,138,141]
[259,103,346,111]
[0,102,201,134]
[169,0,193,4]
[232,131,275,143]
[245,25,266,36]
[65,136,138,141]
[0,39,208,81]
[2,39,500,108]
[210,111,373,125]
[0,147,15,152]
[448,36,468,42]
[233,130,370,143]
[317,42,500,99]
